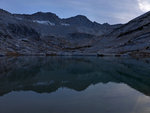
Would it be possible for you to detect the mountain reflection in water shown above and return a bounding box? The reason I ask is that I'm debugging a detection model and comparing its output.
[0,56,150,96]
[1,56,150,113]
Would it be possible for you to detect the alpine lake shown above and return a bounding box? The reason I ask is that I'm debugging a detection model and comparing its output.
[0,56,150,113]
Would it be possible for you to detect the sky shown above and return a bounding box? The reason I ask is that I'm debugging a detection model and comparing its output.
[0,0,150,24]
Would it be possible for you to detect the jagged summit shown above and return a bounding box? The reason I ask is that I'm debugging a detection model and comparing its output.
[32,11,57,16]
[31,11,60,20]
[68,15,89,20]
[62,15,92,26]
[13,11,60,23]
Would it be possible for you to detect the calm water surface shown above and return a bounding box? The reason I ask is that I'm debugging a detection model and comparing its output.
[0,56,150,113]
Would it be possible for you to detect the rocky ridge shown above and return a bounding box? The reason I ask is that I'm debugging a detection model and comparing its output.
[0,9,150,57]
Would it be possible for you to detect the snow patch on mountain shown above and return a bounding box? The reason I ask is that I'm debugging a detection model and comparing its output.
[33,20,55,26]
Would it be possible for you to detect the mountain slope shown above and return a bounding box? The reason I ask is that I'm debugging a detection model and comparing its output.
[0,9,121,56]
[0,9,150,57]
[96,11,150,57]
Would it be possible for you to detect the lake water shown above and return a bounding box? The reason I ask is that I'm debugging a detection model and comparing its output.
[0,56,150,113]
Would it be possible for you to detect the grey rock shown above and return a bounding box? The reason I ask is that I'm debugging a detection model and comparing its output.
[0,9,150,57]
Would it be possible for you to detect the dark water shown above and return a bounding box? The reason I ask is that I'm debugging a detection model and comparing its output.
[0,56,150,113]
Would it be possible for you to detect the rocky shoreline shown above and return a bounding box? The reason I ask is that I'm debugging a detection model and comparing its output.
[1,51,150,58]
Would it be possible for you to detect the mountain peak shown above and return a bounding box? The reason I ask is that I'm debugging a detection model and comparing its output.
[32,11,59,19]
[25,11,60,23]
[74,15,88,19]
[68,15,90,21]
[32,11,57,17]
[62,14,92,27]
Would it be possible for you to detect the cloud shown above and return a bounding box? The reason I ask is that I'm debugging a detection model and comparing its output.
[137,0,150,12]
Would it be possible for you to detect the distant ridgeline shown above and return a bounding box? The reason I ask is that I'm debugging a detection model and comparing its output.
[0,9,150,56]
